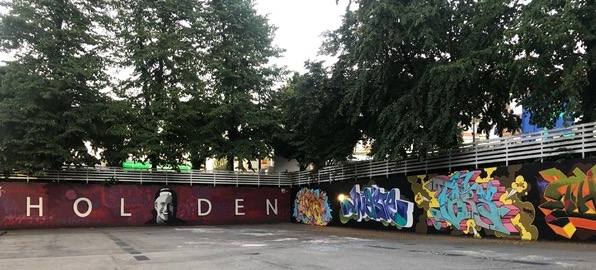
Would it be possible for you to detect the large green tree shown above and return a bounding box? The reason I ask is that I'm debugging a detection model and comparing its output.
[274,61,361,170]
[114,0,210,169]
[324,0,522,159]
[203,0,281,170]
[509,0,596,124]
[0,0,112,173]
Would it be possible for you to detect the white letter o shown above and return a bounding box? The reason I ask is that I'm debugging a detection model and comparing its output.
[73,197,93,217]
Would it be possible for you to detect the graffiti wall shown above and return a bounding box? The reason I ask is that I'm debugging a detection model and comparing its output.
[292,159,596,241]
[0,182,290,229]
[293,188,332,225]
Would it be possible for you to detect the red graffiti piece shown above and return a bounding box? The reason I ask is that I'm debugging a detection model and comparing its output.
[0,182,290,228]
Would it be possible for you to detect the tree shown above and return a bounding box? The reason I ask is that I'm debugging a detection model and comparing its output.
[508,0,596,125]
[114,0,209,169]
[203,0,281,170]
[274,61,361,170]
[324,0,521,159]
[0,0,112,173]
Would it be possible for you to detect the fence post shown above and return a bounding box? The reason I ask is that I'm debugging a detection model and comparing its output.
[86,170,89,184]
[540,132,544,163]
[385,160,389,179]
[448,149,452,172]
[369,160,373,180]
[278,172,281,187]
[190,171,193,186]
[213,171,216,186]
[258,172,260,187]
[581,125,586,159]
[165,171,168,186]
[474,143,478,169]
[355,163,358,180]
[505,140,509,166]
[236,172,239,187]
[404,159,408,176]
[140,170,143,185]
[57,170,60,183]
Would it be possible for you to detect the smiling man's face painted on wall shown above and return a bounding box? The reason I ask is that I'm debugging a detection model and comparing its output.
[154,190,174,224]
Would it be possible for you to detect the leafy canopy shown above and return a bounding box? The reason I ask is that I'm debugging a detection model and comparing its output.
[0,0,112,172]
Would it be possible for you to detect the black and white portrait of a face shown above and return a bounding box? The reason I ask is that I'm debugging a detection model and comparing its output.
[154,188,175,224]
[146,187,185,225]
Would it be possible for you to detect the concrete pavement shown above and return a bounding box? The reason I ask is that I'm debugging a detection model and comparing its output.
[0,223,595,269]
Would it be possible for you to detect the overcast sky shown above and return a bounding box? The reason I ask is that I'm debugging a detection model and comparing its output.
[254,0,347,74]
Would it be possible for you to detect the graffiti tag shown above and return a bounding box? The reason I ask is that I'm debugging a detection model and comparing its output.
[339,184,414,228]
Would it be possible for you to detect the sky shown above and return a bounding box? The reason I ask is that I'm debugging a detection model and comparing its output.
[254,0,347,74]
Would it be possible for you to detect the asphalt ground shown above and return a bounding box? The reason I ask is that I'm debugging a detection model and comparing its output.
[0,223,595,269]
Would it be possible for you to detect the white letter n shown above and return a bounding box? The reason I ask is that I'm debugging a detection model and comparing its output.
[266,199,278,216]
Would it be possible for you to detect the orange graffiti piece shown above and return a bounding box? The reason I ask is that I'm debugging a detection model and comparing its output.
[538,166,596,239]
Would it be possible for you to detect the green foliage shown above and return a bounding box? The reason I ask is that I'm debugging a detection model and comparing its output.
[203,0,282,170]
[324,0,522,159]
[114,0,210,170]
[0,0,112,173]
[274,61,361,169]
[508,0,596,124]
[0,0,282,173]
[1,0,593,173]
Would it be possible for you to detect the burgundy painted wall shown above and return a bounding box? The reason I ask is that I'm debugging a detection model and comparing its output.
[0,182,290,229]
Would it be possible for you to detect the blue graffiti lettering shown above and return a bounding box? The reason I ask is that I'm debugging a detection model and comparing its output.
[430,171,518,235]
[340,184,414,228]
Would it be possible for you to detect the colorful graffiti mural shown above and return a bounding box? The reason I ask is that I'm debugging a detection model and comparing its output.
[293,188,332,226]
[339,184,414,228]
[0,182,290,228]
[538,165,596,239]
[408,168,538,240]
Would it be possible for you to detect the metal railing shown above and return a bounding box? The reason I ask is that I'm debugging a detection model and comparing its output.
[6,167,292,187]
[4,121,596,187]
[289,121,596,185]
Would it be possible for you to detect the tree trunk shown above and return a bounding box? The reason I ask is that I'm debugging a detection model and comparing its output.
[299,163,308,171]
[226,155,235,171]
[247,159,255,172]
[150,154,158,171]
[226,127,240,171]
[190,154,204,171]
[238,159,246,172]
